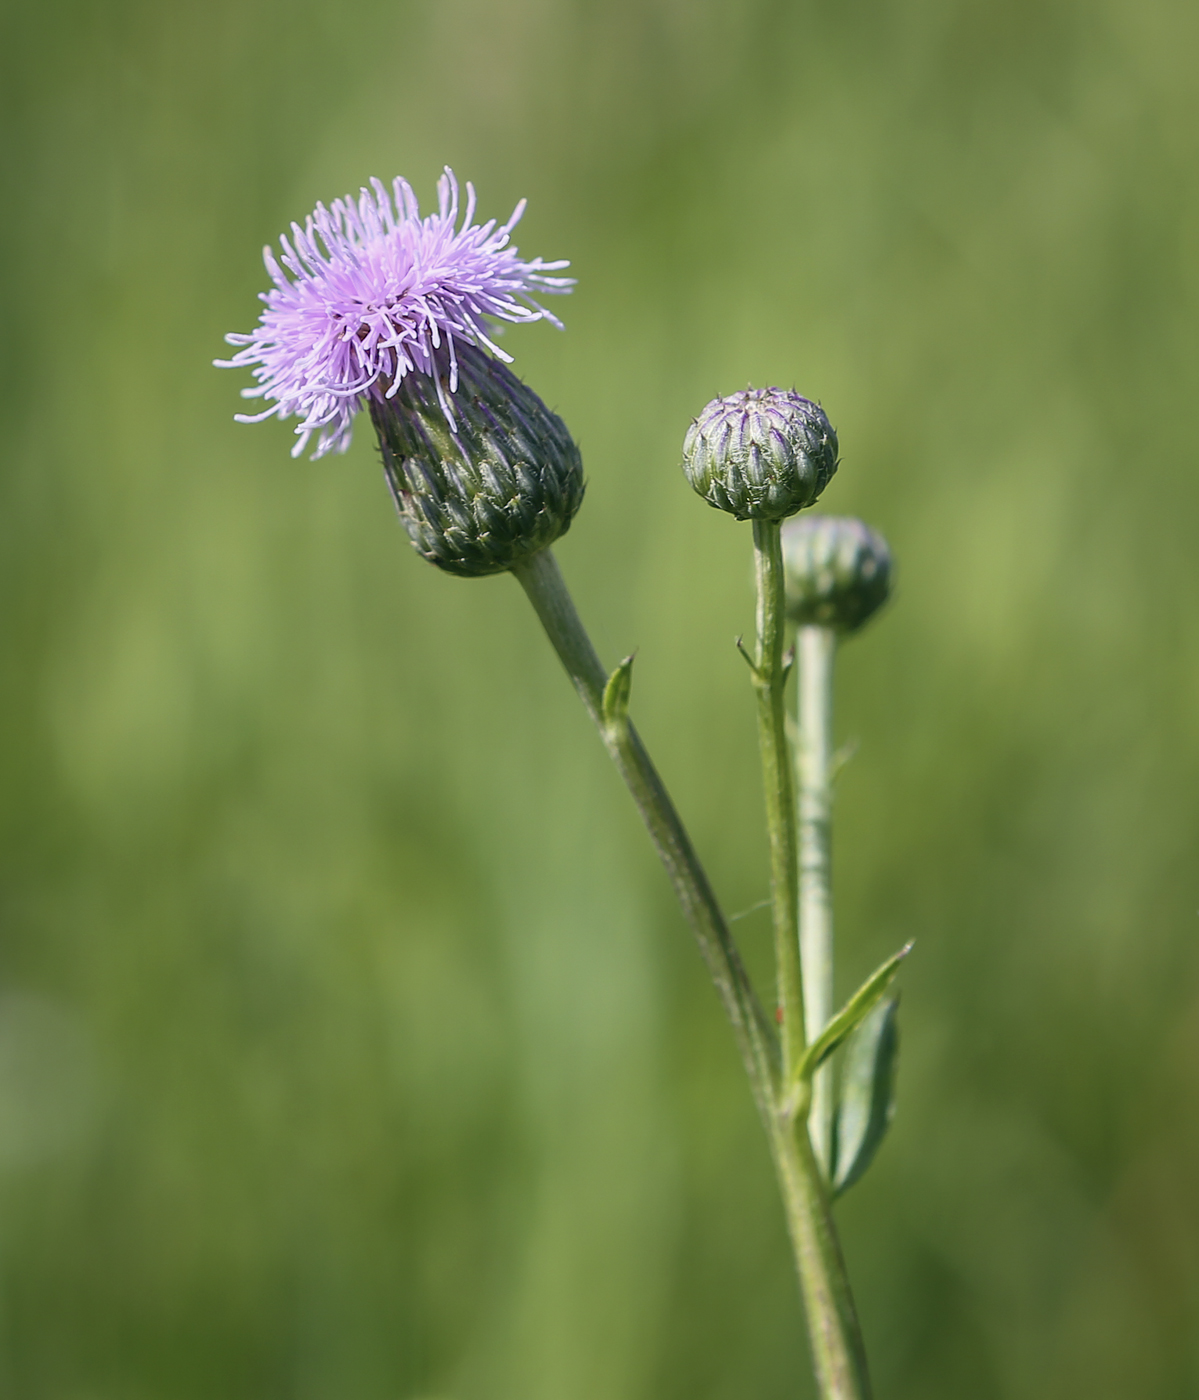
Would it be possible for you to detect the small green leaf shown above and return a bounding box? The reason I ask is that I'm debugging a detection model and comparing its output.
[832,996,899,1197]
[798,941,911,1083]
[602,655,635,737]
[734,636,759,674]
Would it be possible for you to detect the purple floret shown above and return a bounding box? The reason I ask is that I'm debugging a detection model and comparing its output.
[217,168,573,459]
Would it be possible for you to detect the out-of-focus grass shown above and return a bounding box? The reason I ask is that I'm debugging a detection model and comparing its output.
[2,0,1198,1397]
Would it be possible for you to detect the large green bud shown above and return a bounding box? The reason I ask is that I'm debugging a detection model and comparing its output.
[369,344,585,577]
[682,388,838,521]
[781,514,892,635]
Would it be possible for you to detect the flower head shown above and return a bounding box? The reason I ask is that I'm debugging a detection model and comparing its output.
[682,388,838,521]
[217,168,573,458]
[373,342,584,577]
[781,515,892,634]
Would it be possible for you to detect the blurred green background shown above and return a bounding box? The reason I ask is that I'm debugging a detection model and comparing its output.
[3,0,1199,1396]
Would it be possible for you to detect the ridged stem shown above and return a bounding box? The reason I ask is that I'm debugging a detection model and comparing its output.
[511,547,778,1120]
[797,624,837,1174]
[513,542,871,1400]
[770,1090,874,1400]
[751,520,806,1074]
[752,521,872,1400]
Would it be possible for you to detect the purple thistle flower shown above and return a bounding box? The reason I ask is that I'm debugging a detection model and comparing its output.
[217,168,573,459]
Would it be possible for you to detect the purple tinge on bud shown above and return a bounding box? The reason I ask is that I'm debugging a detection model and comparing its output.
[216,168,573,459]
[682,388,838,521]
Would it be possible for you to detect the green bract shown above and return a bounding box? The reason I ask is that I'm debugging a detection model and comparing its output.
[370,344,585,577]
[682,388,838,521]
[781,514,892,634]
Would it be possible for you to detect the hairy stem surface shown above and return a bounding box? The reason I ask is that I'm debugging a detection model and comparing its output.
[753,522,872,1400]
[751,520,806,1073]
[770,1094,874,1400]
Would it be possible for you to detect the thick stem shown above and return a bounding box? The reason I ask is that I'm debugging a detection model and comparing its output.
[797,624,837,1175]
[511,548,778,1119]
[751,520,806,1077]
[753,524,872,1400]
[770,1100,874,1400]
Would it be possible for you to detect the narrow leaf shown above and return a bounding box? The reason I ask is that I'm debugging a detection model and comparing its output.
[602,654,635,736]
[734,636,758,674]
[832,996,899,1197]
[799,941,911,1082]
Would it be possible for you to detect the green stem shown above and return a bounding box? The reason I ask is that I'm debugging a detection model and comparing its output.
[514,542,871,1400]
[511,547,778,1120]
[770,1092,874,1400]
[797,624,837,1175]
[751,520,806,1075]
[752,522,872,1400]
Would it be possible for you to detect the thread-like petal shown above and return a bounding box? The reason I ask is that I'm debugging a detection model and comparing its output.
[217,168,573,458]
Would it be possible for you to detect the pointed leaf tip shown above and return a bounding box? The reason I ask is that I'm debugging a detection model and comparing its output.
[602,654,635,736]
[734,636,758,673]
[798,941,910,1082]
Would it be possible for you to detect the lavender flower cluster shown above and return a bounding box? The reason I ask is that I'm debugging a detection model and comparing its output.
[218,168,572,458]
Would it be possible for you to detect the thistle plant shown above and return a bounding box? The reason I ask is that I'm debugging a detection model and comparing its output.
[220,168,905,1400]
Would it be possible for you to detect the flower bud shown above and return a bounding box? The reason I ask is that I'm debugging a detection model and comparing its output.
[781,515,892,635]
[370,345,585,578]
[682,388,838,521]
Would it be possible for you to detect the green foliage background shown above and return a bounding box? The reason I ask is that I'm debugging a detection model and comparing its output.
[2,0,1198,1396]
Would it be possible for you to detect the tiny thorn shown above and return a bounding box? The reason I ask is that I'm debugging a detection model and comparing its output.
[831,738,859,780]
[728,897,772,924]
[735,636,758,673]
[775,1006,784,1024]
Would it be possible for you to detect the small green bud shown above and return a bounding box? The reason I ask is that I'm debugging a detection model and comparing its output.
[682,388,838,521]
[781,514,892,634]
[369,345,585,578]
